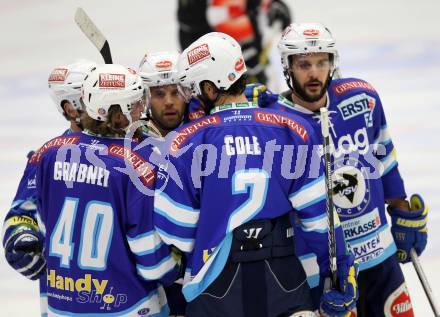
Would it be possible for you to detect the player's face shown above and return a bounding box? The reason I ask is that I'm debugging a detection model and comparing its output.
[289,53,331,102]
[150,85,185,131]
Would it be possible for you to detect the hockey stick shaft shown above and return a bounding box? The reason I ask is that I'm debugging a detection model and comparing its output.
[410,248,440,316]
[320,107,338,287]
[74,7,113,64]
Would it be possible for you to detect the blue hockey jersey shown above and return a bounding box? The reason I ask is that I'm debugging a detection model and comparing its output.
[272,78,406,272]
[153,102,347,302]
[33,132,177,316]
[2,129,74,316]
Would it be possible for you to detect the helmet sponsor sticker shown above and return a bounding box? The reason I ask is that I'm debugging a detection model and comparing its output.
[303,29,320,37]
[99,73,126,89]
[155,60,173,69]
[187,43,211,65]
[235,57,245,71]
[48,68,68,83]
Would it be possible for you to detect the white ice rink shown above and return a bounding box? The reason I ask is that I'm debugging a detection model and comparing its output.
[1,0,439,315]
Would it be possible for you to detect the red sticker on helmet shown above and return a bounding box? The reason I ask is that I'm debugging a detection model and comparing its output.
[156,60,172,69]
[99,73,126,88]
[303,29,320,37]
[235,58,245,72]
[187,43,211,65]
[48,68,68,83]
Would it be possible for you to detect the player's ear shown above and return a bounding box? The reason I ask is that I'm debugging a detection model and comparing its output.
[63,101,77,120]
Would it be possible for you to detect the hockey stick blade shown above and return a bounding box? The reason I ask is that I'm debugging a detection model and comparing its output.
[74,7,113,64]
[410,249,440,316]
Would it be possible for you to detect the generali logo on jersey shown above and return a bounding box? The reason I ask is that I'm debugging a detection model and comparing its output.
[333,80,376,96]
[48,68,68,83]
[255,111,309,142]
[187,43,211,65]
[99,73,126,89]
[171,116,221,152]
[108,144,155,187]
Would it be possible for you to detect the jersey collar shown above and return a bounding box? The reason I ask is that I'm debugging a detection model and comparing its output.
[278,91,330,115]
[210,101,257,114]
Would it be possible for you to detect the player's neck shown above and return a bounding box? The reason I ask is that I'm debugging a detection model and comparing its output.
[215,93,248,107]
[70,122,82,132]
[292,92,327,112]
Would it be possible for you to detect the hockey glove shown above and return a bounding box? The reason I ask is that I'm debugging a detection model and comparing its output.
[244,83,276,108]
[389,194,428,263]
[3,215,46,280]
[320,254,359,317]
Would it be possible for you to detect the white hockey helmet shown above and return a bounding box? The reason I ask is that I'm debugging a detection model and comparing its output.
[48,59,97,116]
[138,51,180,87]
[81,64,145,122]
[177,32,247,97]
[278,22,339,74]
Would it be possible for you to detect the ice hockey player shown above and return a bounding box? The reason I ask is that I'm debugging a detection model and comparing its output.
[177,0,292,83]
[2,60,96,284]
[138,51,186,138]
[276,22,428,316]
[30,64,179,316]
[153,31,358,317]
[138,51,188,317]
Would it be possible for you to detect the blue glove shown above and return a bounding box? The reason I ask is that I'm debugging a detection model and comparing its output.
[389,194,428,263]
[244,83,276,108]
[320,254,359,317]
[3,215,46,280]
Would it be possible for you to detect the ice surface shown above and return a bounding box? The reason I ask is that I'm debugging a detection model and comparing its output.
[0,0,439,315]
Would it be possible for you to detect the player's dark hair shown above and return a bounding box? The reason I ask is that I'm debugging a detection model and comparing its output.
[224,74,247,96]
[81,105,142,139]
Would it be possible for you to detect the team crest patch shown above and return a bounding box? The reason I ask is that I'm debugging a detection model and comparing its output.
[99,73,125,89]
[48,68,68,83]
[187,43,211,65]
[332,157,370,217]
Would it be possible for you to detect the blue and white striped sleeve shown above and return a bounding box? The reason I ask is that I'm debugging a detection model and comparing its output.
[373,101,406,199]
[126,189,178,286]
[288,134,347,276]
[153,153,199,254]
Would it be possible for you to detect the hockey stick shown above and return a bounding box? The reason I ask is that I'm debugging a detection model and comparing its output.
[410,248,440,316]
[74,7,113,64]
[320,107,338,287]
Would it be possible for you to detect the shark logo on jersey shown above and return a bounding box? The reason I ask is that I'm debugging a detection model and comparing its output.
[337,93,376,127]
[333,172,358,203]
[332,158,371,217]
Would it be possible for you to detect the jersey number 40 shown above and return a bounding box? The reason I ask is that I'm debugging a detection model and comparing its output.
[49,197,113,270]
